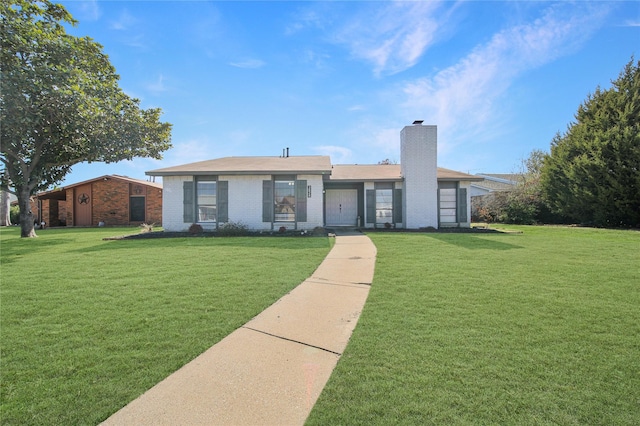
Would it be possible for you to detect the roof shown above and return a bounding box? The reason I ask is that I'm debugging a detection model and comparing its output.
[437,167,484,181]
[477,173,521,184]
[37,175,162,200]
[329,164,483,182]
[330,164,402,181]
[147,156,332,176]
[471,173,522,192]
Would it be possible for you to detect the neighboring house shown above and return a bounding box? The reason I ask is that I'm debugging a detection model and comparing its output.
[147,122,483,231]
[470,174,520,197]
[35,175,162,227]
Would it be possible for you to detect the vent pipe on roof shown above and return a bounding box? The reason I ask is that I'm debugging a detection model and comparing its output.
[282,148,285,158]
[286,147,289,158]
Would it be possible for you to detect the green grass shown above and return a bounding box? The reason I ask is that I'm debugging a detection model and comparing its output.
[307,226,640,425]
[0,226,331,425]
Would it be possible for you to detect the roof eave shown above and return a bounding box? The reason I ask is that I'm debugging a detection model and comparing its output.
[146,169,332,177]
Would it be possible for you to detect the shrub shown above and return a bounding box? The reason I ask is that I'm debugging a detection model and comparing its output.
[217,221,249,237]
[188,223,203,235]
[10,205,20,224]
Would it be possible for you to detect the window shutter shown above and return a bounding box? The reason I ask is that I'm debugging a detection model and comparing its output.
[183,181,194,223]
[218,181,228,222]
[366,189,375,224]
[457,187,468,223]
[295,180,307,223]
[262,180,273,222]
[393,189,402,224]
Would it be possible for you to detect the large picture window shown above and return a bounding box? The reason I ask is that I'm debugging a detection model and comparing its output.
[375,189,393,224]
[197,180,217,222]
[274,179,295,222]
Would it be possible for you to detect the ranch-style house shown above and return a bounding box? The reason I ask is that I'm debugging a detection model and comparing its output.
[147,121,483,231]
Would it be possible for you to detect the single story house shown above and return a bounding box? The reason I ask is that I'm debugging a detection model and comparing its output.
[147,122,483,231]
[35,175,163,227]
[470,174,520,197]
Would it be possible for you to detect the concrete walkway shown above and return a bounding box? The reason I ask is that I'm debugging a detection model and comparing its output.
[102,230,375,425]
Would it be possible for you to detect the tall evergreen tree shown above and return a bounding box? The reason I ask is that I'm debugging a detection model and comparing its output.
[541,58,640,227]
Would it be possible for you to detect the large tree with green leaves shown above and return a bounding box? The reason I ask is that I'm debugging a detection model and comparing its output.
[541,58,640,227]
[1,0,172,237]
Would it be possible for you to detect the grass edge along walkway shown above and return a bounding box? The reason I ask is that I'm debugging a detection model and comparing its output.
[307,226,640,425]
[0,226,332,425]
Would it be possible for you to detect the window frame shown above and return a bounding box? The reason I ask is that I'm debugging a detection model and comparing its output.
[196,177,217,223]
[273,176,296,222]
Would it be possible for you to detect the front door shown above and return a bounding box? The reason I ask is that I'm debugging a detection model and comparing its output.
[74,184,92,226]
[325,189,358,226]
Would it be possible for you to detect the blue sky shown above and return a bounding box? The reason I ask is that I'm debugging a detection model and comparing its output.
[58,0,639,186]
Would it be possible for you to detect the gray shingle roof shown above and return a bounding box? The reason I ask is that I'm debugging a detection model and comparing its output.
[147,156,332,176]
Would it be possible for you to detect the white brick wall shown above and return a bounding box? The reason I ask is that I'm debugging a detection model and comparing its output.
[401,123,438,229]
[299,174,324,230]
[161,175,191,232]
[225,174,268,230]
[160,174,324,232]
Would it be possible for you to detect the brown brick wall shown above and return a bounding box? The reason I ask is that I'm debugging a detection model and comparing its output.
[146,186,163,225]
[37,177,162,227]
[92,178,130,225]
[65,188,74,225]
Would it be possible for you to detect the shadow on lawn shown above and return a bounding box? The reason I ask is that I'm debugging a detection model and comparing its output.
[0,238,75,263]
[424,233,523,250]
[68,235,331,254]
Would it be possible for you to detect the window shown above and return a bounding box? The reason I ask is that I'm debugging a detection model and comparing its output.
[375,189,393,224]
[439,188,457,223]
[197,180,217,222]
[274,179,295,222]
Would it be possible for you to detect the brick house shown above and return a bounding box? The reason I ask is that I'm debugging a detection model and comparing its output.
[147,122,482,232]
[35,175,162,227]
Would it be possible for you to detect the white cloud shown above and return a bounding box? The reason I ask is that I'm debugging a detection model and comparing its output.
[400,2,611,149]
[313,145,352,163]
[146,74,168,94]
[167,139,217,166]
[110,9,136,31]
[76,0,101,21]
[229,59,266,69]
[333,2,444,76]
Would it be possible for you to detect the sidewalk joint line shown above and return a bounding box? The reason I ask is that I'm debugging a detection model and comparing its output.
[306,278,372,287]
[242,326,342,356]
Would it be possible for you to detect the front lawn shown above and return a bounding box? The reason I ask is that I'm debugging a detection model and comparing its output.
[308,226,640,425]
[0,227,331,425]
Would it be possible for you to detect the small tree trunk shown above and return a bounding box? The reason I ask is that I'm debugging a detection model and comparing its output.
[0,190,11,226]
[18,188,37,238]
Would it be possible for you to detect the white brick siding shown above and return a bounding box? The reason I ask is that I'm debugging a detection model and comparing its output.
[161,175,191,232]
[160,174,324,232]
[401,123,438,229]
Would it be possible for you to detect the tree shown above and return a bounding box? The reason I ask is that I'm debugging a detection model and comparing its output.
[472,149,556,224]
[541,58,640,227]
[1,0,172,237]
[0,190,11,226]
